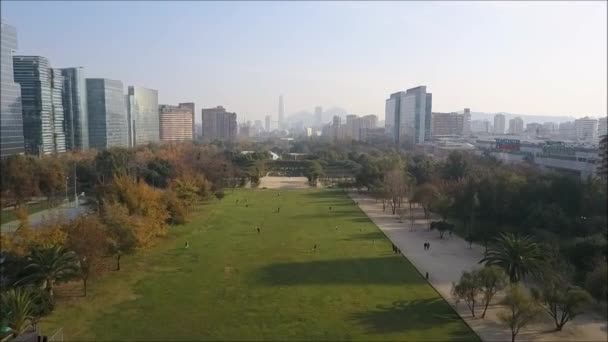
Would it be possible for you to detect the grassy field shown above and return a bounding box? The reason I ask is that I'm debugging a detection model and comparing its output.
[41,189,477,341]
[0,200,51,224]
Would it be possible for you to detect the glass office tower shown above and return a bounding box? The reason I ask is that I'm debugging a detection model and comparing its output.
[61,67,89,150]
[0,21,24,157]
[126,86,159,147]
[13,56,66,154]
[86,78,129,149]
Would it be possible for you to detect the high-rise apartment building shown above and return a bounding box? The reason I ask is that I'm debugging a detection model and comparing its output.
[559,121,576,140]
[462,108,471,135]
[508,117,524,134]
[13,56,66,154]
[177,102,195,139]
[60,67,89,151]
[86,78,129,149]
[493,114,506,134]
[385,86,432,145]
[470,120,492,133]
[525,122,542,136]
[201,106,237,142]
[574,117,598,142]
[265,115,271,132]
[0,22,24,157]
[314,106,323,126]
[345,114,359,140]
[278,95,284,129]
[432,112,461,136]
[597,116,607,138]
[159,104,193,142]
[126,86,159,147]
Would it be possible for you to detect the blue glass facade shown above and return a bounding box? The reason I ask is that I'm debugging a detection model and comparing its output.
[13,56,66,154]
[61,67,89,151]
[126,86,159,146]
[86,78,128,149]
[0,22,24,157]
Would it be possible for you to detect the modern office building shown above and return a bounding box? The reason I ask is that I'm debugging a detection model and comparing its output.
[86,78,129,149]
[574,117,598,142]
[265,115,271,132]
[201,106,237,142]
[60,67,89,151]
[126,86,159,147]
[13,56,66,154]
[385,86,432,145]
[598,117,607,138]
[158,104,193,142]
[493,114,506,134]
[278,95,285,129]
[1,22,24,157]
[508,117,524,134]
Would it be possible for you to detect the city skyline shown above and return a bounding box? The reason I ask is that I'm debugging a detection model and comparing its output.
[1,1,606,122]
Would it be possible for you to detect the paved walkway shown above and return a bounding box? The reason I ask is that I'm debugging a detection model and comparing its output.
[350,192,607,342]
[1,200,88,233]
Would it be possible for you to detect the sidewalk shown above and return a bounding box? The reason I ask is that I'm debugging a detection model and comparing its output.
[1,200,88,233]
[350,192,607,342]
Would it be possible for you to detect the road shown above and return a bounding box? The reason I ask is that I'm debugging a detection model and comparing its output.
[350,192,607,342]
[1,200,88,233]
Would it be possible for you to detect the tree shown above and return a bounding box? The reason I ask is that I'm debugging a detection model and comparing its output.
[63,214,110,276]
[442,151,470,181]
[498,285,542,342]
[162,190,188,224]
[15,246,80,300]
[411,183,439,223]
[477,265,508,318]
[0,288,34,337]
[532,281,591,331]
[101,203,137,271]
[430,220,453,239]
[0,155,39,208]
[479,233,545,283]
[585,262,608,303]
[37,156,67,206]
[452,270,482,317]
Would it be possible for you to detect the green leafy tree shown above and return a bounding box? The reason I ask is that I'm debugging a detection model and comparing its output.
[585,262,608,303]
[411,183,439,222]
[532,281,591,331]
[479,233,545,283]
[15,246,81,299]
[498,285,542,342]
[477,265,508,318]
[0,288,34,337]
[451,270,482,317]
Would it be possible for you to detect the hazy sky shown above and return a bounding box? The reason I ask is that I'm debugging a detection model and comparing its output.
[2,1,606,123]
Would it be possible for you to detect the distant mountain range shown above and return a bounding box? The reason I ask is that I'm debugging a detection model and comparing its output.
[467,112,578,124]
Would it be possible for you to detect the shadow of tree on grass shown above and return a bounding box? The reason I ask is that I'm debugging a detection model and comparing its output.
[350,298,478,340]
[256,257,422,285]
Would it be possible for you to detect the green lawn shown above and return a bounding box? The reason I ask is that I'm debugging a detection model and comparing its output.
[40,189,477,341]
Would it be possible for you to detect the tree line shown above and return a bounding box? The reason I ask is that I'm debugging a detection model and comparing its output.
[0,142,242,337]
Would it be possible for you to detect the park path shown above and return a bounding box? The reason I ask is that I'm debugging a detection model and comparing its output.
[349,192,608,342]
[1,200,87,233]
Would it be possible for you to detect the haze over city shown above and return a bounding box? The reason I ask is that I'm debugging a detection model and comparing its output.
[2,1,606,123]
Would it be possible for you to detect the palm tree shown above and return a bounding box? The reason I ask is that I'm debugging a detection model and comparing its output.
[0,288,34,337]
[479,233,545,283]
[15,246,81,299]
